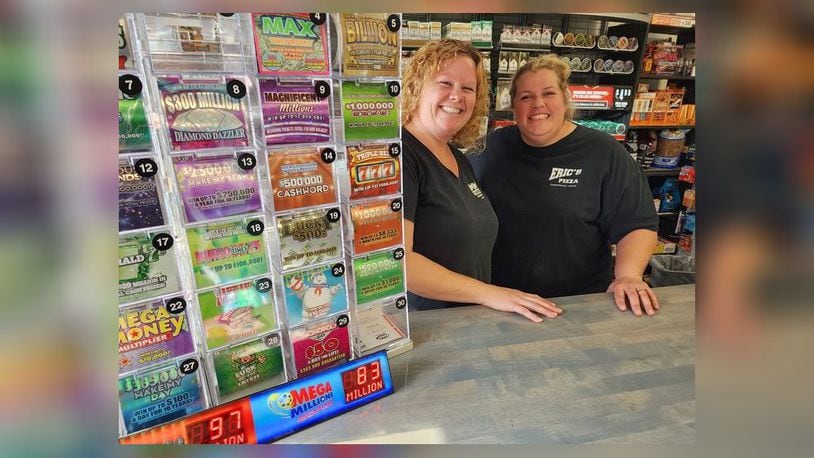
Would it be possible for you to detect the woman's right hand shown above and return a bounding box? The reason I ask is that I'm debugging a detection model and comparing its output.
[478,285,563,323]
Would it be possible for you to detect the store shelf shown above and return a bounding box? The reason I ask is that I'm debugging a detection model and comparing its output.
[644,168,681,176]
[497,43,551,52]
[403,42,493,50]
[629,124,695,130]
[637,74,694,81]
[647,23,695,35]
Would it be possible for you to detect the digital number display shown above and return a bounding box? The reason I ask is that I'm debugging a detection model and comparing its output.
[184,401,254,444]
[341,360,385,403]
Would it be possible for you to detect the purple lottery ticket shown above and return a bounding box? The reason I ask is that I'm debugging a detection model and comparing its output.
[260,79,331,145]
[158,77,250,151]
[173,154,262,223]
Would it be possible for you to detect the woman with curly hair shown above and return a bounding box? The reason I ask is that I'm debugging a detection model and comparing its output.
[402,39,562,322]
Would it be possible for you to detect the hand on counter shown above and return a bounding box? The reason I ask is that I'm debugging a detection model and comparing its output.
[479,285,563,323]
[607,276,660,316]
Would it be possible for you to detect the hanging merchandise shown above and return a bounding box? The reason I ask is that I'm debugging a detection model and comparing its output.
[658,178,682,213]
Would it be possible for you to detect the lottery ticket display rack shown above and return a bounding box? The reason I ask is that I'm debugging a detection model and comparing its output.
[118,13,410,443]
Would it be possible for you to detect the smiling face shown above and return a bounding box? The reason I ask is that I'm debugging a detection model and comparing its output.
[512,69,571,147]
[414,55,478,143]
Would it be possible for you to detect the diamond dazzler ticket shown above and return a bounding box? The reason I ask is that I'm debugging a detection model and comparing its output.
[158,77,250,151]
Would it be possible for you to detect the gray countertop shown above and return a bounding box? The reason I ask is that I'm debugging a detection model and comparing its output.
[278,284,695,444]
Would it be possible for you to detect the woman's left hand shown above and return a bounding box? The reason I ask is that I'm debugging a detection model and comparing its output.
[607,277,660,316]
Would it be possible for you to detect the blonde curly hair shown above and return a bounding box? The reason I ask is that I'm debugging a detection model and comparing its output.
[401,39,490,150]
[510,54,575,121]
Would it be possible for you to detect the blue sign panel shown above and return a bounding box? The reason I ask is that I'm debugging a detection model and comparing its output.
[249,350,393,443]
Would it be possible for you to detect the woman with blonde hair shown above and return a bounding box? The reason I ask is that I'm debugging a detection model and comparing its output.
[402,40,562,322]
[475,54,660,316]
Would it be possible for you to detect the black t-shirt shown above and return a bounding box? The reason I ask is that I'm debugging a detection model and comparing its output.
[402,129,499,310]
[472,124,657,298]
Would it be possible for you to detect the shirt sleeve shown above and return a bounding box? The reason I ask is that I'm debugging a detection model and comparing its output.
[402,146,421,223]
[599,154,659,244]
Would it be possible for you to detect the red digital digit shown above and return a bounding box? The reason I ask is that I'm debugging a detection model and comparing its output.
[357,365,367,385]
[370,361,380,381]
[187,422,205,444]
[227,410,241,435]
[210,416,222,441]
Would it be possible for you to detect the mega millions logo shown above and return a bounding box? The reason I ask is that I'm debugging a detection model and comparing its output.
[267,382,334,418]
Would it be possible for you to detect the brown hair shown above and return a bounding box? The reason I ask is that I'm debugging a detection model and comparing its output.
[401,39,490,149]
[510,54,574,121]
